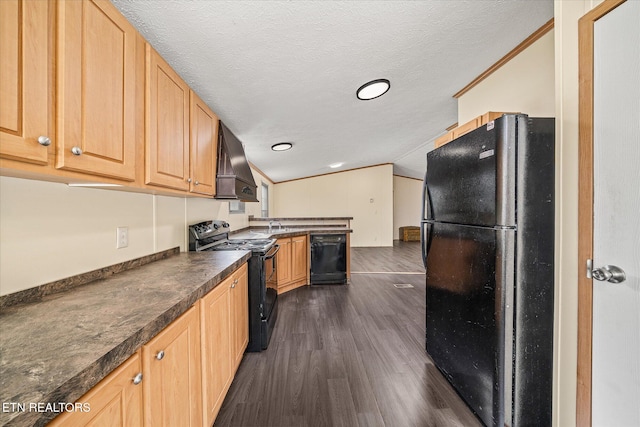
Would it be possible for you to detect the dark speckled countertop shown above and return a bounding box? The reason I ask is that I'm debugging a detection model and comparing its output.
[0,250,251,427]
[231,227,352,240]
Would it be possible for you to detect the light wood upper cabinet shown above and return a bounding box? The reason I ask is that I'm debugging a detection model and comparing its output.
[291,235,308,283]
[56,0,137,181]
[0,0,51,165]
[435,112,517,148]
[145,45,190,191]
[48,351,143,427]
[143,305,202,427]
[190,91,218,196]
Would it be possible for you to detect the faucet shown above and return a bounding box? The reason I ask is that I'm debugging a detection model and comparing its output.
[268,221,282,233]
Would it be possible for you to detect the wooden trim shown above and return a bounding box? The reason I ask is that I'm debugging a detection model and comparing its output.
[393,174,422,182]
[453,18,554,98]
[445,122,458,132]
[274,163,393,184]
[248,161,274,184]
[576,2,626,426]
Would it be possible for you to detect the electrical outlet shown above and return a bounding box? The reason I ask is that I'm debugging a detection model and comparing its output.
[117,227,129,249]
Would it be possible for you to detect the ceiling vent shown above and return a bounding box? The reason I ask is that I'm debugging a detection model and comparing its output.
[216,122,258,202]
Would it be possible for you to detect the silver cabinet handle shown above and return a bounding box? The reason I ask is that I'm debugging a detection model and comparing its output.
[195,181,199,185]
[132,372,143,385]
[231,278,238,288]
[37,136,51,146]
[71,146,82,156]
[187,178,192,183]
[156,350,165,360]
[592,265,626,283]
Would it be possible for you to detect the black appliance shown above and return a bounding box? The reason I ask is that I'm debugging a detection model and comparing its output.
[188,220,278,352]
[310,234,347,285]
[420,114,555,426]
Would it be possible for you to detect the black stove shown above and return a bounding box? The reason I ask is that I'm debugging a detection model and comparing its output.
[188,220,275,254]
[188,220,279,352]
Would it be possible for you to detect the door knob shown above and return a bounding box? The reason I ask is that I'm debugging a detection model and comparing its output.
[587,260,626,283]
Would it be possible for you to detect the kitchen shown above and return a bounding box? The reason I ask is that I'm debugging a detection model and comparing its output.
[1,1,638,426]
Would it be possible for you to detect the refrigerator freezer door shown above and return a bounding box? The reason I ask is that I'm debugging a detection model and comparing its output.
[424,115,518,227]
[423,221,514,427]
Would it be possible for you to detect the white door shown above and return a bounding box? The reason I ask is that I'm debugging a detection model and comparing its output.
[591,1,640,426]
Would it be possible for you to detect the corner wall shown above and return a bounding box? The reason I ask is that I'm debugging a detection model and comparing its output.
[273,165,394,247]
[457,30,556,123]
[393,175,423,240]
[0,166,271,296]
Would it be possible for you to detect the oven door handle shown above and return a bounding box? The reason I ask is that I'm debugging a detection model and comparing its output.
[264,244,280,261]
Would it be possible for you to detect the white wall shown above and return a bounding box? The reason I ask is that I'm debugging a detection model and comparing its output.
[273,165,393,247]
[457,30,556,124]
[0,166,271,296]
[393,175,423,240]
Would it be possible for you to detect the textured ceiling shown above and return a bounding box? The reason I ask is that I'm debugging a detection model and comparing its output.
[111,0,553,182]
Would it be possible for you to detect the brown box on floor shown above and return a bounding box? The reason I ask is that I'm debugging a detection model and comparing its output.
[399,226,420,242]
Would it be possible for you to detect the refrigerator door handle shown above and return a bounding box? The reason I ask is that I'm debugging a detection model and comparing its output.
[420,221,434,270]
[421,223,427,269]
[421,171,433,220]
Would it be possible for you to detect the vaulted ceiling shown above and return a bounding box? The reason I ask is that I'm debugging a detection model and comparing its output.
[111,0,554,182]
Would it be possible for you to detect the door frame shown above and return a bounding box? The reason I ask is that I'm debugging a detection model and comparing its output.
[576,1,627,426]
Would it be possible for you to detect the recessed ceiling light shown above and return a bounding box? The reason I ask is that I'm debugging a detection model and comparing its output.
[356,79,390,100]
[271,142,293,151]
[329,162,344,169]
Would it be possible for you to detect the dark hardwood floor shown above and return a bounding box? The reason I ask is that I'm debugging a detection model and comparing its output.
[214,241,481,427]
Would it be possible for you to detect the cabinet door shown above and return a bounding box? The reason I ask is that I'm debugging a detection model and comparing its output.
[200,279,232,427]
[276,238,292,287]
[143,305,202,427]
[189,91,218,196]
[0,0,50,165]
[291,235,308,282]
[56,0,136,180]
[434,132,453,149]
[146,45,190,191]
[231,264,249,370]
[452,117,481,139]
[48,352,143,427]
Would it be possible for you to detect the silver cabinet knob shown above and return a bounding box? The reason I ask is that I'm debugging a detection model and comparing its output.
[195,181,199,185]
[156,350,165,360]
[187,178,192,183]
[71,146,82,156]
[132,372,143,385]
[231,278,238,288]
[37,136,51,146]
[592,265,626,283]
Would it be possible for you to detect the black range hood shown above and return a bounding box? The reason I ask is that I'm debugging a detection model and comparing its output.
[216,121,258,202]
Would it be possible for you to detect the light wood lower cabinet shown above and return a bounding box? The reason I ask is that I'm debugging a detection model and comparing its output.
[200,263,248,426]
[142,305,202,427]
[230,264,249,369]
[276,235,308,294]
[46,263,249,427]
[48,352,143,427]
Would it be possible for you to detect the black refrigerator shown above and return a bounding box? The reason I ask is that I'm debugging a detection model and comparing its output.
[420,114,554,427]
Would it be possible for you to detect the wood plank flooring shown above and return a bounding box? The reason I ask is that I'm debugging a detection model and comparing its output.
[214,241,481,427]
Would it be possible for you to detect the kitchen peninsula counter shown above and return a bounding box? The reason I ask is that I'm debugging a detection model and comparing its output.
[0,250,251,427]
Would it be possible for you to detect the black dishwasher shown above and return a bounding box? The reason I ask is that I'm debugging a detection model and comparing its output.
[310,234,347,285]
